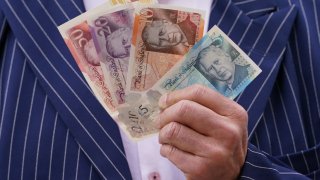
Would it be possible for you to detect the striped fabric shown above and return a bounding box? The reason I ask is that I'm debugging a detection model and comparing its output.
[0,0,319,180]
[208,0,320,179]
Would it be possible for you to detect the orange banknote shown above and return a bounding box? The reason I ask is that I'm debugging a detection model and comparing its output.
[127,4,205,92]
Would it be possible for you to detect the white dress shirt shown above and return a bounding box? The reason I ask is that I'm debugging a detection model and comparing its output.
[82,0,213,179]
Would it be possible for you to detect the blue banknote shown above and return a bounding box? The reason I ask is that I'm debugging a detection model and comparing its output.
[153,25,262,99]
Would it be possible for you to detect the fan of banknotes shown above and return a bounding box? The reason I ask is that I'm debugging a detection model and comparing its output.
[58,0,262,140]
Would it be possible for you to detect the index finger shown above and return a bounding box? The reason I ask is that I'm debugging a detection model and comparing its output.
[158,84,240,117]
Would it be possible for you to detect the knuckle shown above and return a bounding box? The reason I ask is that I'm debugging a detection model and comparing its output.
[238,106,248,120]
[193,160,210,176]
[206,143,224,158]
[167,145,177,157]
[228,124,242,140]
[160,145,177,158]
[209,146,230,164]
[223,124,243,148]
[176,100,193,117]
[190,84,207,98]
[231,104,248,122]
[163,122,182,141]
[204,142,218,157]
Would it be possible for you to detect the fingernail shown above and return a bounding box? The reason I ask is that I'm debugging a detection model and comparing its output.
[158,93,167,109]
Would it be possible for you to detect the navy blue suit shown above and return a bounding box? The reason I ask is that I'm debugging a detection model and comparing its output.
[0,0,319,179]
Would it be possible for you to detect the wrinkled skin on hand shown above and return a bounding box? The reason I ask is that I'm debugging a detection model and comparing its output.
[157,85,248,180]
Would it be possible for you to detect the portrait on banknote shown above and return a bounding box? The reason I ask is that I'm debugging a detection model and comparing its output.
[105,27,132,58]
[90,8,135,104]
[140,9,199,55]
[194,37,250,94]
[194,44,250,95]
[128,6,204,92]
[93,9,134,60]
[83,38,100,66]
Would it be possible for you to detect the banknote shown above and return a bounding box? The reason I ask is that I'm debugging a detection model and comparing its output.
[118,25,262,139]
[117,90,161,139]
[58,2,148,114]
[88,5,135,105]
[126,4,205,92]
[153,25,262,99]
[58,16,117,115]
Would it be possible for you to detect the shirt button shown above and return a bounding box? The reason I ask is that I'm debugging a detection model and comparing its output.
[148,172,161,180]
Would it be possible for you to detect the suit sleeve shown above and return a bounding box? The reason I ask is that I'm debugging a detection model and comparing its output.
[239,144,311,180]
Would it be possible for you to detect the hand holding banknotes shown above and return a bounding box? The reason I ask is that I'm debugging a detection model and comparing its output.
[157,85,248,180]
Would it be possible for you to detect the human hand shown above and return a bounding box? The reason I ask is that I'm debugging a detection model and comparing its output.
[157,85,248,180]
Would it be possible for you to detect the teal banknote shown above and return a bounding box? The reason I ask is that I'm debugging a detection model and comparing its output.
[153,25,262,99]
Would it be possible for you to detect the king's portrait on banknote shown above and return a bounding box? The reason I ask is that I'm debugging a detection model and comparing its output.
[194,40,250,95]
[141,10,198,55]
[105,27,132,59]
[127,5,205,92]
[89,6,135,105]
[95,8,134,60]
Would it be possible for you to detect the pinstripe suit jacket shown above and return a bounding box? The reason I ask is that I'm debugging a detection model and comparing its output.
[0,0,319,179]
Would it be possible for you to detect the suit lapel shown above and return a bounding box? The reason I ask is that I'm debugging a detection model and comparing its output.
[209,0,297,138]
[0,0,131,179]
